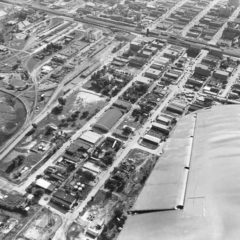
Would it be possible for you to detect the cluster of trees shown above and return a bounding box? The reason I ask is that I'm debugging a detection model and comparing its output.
[90,67,123,96]
[91,66,107,81]
[16,11,27,21]
[101,150,116,166]
[186,47,201,58]
[52,96,67,115]
[104,174,126,193]
[58,96,66,105]
[80,111,89,119]
[0,32,4,44]
[31,187,45,199]
[98,207,126,240]
[52,105,63,115]
[45,43,62,53]
[91,76,114,93]
[122,83,149,103]
[5,155,25,174]
[77,169,95,183]
[0,202,28,217]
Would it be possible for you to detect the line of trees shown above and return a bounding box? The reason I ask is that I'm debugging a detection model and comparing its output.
[5,155,25,174]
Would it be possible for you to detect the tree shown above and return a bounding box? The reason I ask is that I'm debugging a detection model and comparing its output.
[32,188,45,198]
[52,105,63,115]
[102,151,115,166]
[123,126,132,135]
[105,190,112,199]
[82,171,95,182]
[146,28,150,37]
[58,97,66,105]
[81,111,89,119]
[17,11,27,21]
[36,174,42,180]
[5,155,25,174]
[67,164,75,173]
[0,32,4,43]
[44,125,53,136]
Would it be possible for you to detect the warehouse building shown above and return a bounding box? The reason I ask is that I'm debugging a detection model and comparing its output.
[93,107,124,133]
[83,162,102,176]
[166,101,187,115]
[35,178,55,193]
[145,68,162,79]
[164,50,180,61]
[213,70,229,81]
[113,99,132,112]
[150,61,165,70]
[136,76,152,85]
[51,189,77,210]
[156,115,172,125]
[151,122,170,135]
[142,134,161,146]
[194,63,212,76]
[80,131,102,145]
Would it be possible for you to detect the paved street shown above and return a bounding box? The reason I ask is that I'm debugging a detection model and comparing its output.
[181,0,222,37]
[209,5,240,45]
[148,0,190,32]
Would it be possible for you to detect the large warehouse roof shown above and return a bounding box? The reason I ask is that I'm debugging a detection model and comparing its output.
[93,107,124,132]
[118,105,240,240]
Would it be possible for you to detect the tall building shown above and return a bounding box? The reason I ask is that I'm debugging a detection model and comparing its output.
[85,28,102,41]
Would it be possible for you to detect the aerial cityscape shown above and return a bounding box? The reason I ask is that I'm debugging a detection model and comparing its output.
[0,0,240,239]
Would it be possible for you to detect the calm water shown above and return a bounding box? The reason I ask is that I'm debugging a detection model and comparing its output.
[0,91,27,148]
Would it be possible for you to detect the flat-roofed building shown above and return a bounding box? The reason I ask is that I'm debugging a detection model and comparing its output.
[163,50,179,61]
[150,61,165,70]
[145,68,162,79]
[80,131,102,145]
[51,189,77,210]
[156,115,171,125]
[194,63,211,76]
[142,134,161,145]
[35,178,55,193]
[164,72,179,80]
[136,76,152,85]
[213,70,229,81]
[113,99,132,112]
[156,56,171,66]
[83,162,102,175]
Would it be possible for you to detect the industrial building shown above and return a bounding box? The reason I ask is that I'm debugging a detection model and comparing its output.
[80,131,102,145]
[145,68,162,79]
[51,189,77,210]
[35,178,55,193]
[194,63,212,76]
[156,115,172,125]
[213,69,229,81]
[142,134,161,146]
[151,122,171,135]
[93,107,124,133]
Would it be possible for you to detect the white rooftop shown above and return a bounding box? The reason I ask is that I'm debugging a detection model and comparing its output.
[36,178,51,189]
[80,131,102,145]
[83,162,101,175]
